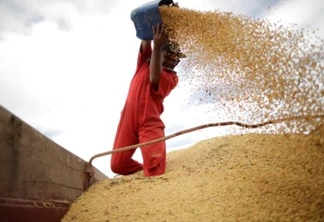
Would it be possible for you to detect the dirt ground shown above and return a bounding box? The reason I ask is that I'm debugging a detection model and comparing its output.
[62,129,324,222]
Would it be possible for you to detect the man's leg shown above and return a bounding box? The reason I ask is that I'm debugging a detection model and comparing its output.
[110,112,143,175]
[139,127,166,176]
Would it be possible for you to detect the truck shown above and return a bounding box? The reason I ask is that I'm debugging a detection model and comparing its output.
[0,105,108,222]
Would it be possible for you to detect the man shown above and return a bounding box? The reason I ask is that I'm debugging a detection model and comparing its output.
[110,24,185,176]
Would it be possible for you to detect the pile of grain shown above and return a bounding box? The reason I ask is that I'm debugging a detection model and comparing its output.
[62,132,324,221]
[62,6,324,222]
[159,6,324,133]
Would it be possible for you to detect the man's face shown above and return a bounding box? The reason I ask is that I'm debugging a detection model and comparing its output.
[161,49,180,70]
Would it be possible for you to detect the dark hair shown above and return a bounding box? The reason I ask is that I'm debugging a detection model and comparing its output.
[159,0,176,6]
[162,41,186,58]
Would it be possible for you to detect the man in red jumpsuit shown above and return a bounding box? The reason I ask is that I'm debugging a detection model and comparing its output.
[110,24,185,176]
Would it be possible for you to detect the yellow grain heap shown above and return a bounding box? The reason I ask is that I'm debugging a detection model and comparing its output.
[62,133,324,222]
[61,7,324,222]
[159,6,324,133]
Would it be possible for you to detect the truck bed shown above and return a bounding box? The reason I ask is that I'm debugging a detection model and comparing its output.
[0,105,108,222]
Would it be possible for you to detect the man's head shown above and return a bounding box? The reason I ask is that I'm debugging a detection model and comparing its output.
[161,40,186,70]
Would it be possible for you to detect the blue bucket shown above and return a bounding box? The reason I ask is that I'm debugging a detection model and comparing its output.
[130,0,175,40]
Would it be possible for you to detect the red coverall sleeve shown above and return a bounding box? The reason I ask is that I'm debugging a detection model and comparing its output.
[137,43,152,67]
[152,71,178,98]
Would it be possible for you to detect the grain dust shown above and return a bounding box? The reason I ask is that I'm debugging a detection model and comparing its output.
[160,6,323,134]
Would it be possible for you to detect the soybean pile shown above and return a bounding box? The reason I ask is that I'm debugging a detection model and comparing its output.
[62,132,324,222]
[160,6,324,133]
[61,7,324,222]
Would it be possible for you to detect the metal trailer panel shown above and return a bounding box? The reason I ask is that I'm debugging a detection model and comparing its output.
[0,105,108,222]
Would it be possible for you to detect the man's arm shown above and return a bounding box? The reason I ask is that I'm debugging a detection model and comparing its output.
[141,40,151,54]
[150,24,168,86]
[150,43,162,86]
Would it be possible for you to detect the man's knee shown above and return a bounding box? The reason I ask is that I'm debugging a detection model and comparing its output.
[143,153,166,176]
[111,161,143,175]
[111,162,123,175]
[144,163,166,176]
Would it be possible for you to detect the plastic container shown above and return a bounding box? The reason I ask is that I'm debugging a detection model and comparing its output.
[130,0,175,40]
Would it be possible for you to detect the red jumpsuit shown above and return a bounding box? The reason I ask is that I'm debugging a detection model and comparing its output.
[110,44,178,176]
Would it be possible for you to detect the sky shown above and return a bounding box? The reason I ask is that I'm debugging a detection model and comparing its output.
[1,0,323,178]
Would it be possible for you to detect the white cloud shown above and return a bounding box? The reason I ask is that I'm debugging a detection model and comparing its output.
[264,0,324,37]
[0,1,141,177]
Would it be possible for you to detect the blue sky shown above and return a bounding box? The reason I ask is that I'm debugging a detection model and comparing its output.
[0,0,323,177]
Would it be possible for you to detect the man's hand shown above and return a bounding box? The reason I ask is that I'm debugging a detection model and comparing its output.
[149,24,168,87]
[152,24,169,50]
